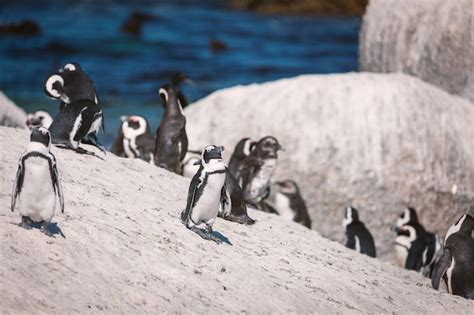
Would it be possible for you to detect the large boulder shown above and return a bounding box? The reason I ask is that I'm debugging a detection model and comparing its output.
[0,91,27,128]
[359,0,474,102]
[1,126,473,312]
[185,73,474,259]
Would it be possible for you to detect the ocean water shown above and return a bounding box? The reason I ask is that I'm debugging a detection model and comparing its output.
[0,0,361,147]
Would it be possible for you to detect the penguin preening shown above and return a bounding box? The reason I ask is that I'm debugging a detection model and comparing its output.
[228,137,256,183]
[154,84,188,174]
[11,127,64,236]
[239,136,284,207]
[44,62,99,109]
[394,207,442,277]
[181,145,227,244]
[26,110,53,129]
[111,115,155,163]
[343,206,376,257]
[432,214,474,299]
[271,180,311,228]
[48,99,105,157]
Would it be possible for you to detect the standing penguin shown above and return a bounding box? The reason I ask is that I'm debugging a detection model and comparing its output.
[111,115,155,163]
[394,207,442,277]
[239,136,284,207]
[432,214,474,299]
[227,137,255,182]
[44,62,99,109]
[181,145,227,243]
[11,127,64,235]
[343,206,376,257]
[219,170,255,225]
[154,84,188,174]
[26,110,53,129]
[270,180,311,228]
[48,99,105,156]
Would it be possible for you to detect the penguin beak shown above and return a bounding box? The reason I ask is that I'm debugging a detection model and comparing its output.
[218,146,224,152]
[278,144,285,151]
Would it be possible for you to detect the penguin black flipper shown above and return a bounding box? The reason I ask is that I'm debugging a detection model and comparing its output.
[405,238,425,271]
[345,234,356,250]
[432,248,452,290]
[11,156,25,212]
[180,165,205,225]
[51,154,65,213]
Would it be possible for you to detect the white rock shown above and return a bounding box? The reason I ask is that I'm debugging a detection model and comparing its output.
[0,91,27,128]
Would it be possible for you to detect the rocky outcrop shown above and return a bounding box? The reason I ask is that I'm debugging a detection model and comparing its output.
[185,73,474,259]
[0,91,27,128]
[1,126,473,312]
[359,0,474,102]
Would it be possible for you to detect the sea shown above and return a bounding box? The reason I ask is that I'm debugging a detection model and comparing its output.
[0,0,361,147]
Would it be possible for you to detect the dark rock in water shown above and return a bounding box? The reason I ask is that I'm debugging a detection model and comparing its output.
[230,0,368,16]
[209,39,229,53]
[120,11,159,36]
[0,19,41,36]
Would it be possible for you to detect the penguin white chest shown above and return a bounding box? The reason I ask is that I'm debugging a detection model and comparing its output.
[247,158,277,200]
[394,235,410,267]
[19,158,56,222]
[191,172,226,224]
[274,193,295,221]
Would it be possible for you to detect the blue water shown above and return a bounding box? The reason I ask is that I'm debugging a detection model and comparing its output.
[0,0,361,146]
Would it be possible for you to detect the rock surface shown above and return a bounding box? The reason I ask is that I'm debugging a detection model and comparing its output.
[359,0,474,102]
[185,73,474,259]
[1,126,473,312]
[0,91,27,128]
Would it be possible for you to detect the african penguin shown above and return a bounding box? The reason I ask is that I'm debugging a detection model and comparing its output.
[228,137,256,184]
[219,170,255,225]
[239,136,284,207]
[181,145,227,243]
[48,99,105,156]
[26,110,53,129]
[432,214,474,299]
[343,206,376,257]
[11,127,64,236]
[44,62,99,107]
[270,180,311,228]
[394,207,442,277]
[154,84,188,174]
[111,115,155,163]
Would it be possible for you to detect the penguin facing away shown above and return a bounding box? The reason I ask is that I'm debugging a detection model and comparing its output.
[239,136,284,207]
[271,180,311,228]
[26,110,53,129]
[219,170,256,225]
[11,127,64,236]
[111,115,155,163]
[154,84,188,174]
[432,214,474,299]
[48,99,105,156]
[228,137,256,182]
[181,145,227,244]
[343,206,376,257]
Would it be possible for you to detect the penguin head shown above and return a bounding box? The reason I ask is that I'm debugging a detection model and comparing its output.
[253,136,284,159]
[159,84,175,105]
[202,145,224,164]
[30,127,51,148]
[395,207,419,230]
[233,137,256,159]
[121,115,150,136]
[345,206,360,222]
[44,73,69,103]
[274,180,299,196]
[444,214,474,243]
[60,62,82,73]
[26,110,53,129]
[397,225,417,242]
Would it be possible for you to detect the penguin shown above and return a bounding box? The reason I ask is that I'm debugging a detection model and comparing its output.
[48,99,105,156]
[11,127,64,236]
[219,170,256,225]
[394,207,442,277]
[111,115,154,163]
[181,145,227,243]
[227,137,256,183]
[154,84,188,174]
[44,62,99,109]
[26,110,53,129]
[182,150,202,179]
[432,214,474,299]
[239,136,284,207]
[342,206,376,257]
[270,180,311,228]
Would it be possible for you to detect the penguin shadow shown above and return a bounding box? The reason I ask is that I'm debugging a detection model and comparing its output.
[14,221,66,238]
[211,230,232,246]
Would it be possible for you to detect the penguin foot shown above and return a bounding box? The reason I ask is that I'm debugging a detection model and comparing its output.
[189,226,222,244]
[222,214,256,225]
[86,133,107,155]
[40,222,54,237]
[18,216,32,229]
[75,147,105,160]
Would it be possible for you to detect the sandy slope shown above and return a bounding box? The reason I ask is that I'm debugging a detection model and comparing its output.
[0,126,472,313]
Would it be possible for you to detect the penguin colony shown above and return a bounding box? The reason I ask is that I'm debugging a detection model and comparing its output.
[15,62,474,300]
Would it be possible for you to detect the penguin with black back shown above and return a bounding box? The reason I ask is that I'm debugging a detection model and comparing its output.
[271,180,311,228]
[228,137,255,184]
[343,206,376,257]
